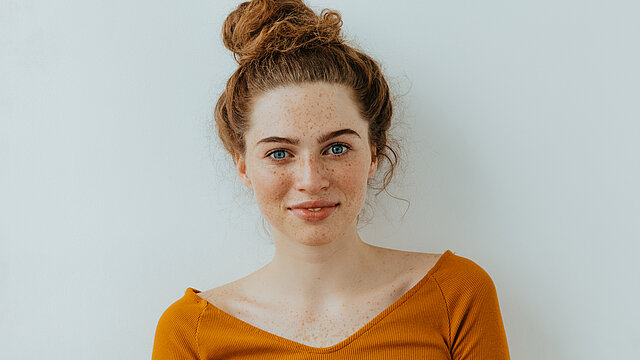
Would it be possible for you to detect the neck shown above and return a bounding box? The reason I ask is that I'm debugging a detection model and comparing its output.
[254,227,383,308]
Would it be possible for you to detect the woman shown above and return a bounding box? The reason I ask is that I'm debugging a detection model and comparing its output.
[152,0,510,358]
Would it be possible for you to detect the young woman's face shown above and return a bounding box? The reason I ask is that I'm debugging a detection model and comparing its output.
[236,82,377,246]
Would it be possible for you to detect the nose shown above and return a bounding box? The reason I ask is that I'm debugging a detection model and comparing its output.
[294,153,330,193]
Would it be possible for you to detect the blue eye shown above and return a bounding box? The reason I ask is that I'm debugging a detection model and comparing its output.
[328,143,349,155]
[270,150,286,159]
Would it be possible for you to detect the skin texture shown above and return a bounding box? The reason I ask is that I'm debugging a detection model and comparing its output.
[237,82,377,243]
[234,82,386,306]
[204,82,442,347]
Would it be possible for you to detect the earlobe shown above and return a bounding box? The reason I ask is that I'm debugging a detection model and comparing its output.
[235,154,253,190]
[368,148,378,178]
[369,158,378,178]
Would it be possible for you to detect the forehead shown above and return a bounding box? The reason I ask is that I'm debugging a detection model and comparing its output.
[247,82,367,140]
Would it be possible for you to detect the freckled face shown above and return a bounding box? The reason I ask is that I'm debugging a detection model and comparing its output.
[236,82,377,246]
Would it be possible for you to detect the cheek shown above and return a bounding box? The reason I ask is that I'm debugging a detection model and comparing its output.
[251,168,289,208]
[337,158,371,199]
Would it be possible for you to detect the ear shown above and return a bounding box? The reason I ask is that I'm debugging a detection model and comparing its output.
[368,146,378,179]
[235,153,253,191]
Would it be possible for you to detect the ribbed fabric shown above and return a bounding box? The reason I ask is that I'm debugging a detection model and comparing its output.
[152,250,510,359]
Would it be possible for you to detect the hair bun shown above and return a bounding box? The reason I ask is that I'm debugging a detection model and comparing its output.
[222,0,343,63]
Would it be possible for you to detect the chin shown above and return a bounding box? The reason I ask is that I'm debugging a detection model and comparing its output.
[299,239,334,247]
[282,226,341,246]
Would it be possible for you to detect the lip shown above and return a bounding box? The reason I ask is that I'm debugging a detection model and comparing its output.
[289,200,339,209]
[287,200,340,222]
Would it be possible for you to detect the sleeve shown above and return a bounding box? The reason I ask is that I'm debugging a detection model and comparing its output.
[151,300,205,360]
[436,257,511,359]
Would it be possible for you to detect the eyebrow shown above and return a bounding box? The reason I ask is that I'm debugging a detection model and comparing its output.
[255,128,361,146]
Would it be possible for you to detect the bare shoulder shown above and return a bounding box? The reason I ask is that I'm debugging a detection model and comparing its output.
[407,250,443,273]
[360,246,445,294]
[197,279,246,309]
[371,246,443,274]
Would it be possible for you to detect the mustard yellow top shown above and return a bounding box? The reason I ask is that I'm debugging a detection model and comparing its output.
[152,250,510,359]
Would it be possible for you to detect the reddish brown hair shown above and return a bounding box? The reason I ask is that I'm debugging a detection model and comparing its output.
[214,0,399,194]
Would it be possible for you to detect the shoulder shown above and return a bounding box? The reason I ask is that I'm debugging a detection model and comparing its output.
[160,288,208,317]
[430,252,503,311]
[152,289,210,358]
[370,246,443,274]
[197,281,245,311]
[154,288,209,340]
[432,251,497,287]
[430,253,511,357]
[374,248,494,289]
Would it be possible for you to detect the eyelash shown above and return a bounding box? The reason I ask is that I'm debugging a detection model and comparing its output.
[266,143,352,162]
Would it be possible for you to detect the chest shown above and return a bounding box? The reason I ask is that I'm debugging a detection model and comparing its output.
[199,253,440,348]
[203,269,427,348]
[226,289,406,348]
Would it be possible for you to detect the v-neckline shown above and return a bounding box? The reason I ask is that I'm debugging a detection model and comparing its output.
[187,249,453,353]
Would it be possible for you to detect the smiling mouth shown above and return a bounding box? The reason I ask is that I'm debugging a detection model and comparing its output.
[286,203,340,210]
[287,204,339,221]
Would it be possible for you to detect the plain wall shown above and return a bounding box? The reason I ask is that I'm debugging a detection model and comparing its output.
[1,0,639,358]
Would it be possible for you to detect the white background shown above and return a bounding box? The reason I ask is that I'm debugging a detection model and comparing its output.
[2,0,639,358]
